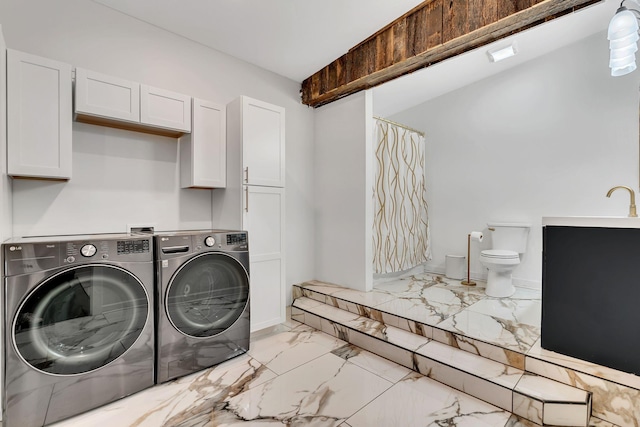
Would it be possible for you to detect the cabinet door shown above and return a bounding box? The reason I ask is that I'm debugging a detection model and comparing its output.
[140,85,191,133]
[74,68,139,123]
[180,98,226,188]
[7,50,72,180]
[243,185,285,331]
[242,97,285,187]
[542,226,640,375]
[249,258,283,332]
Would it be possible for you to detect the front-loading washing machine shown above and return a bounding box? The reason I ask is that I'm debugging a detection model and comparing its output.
[154,230,250,383]
[3,234,155,427]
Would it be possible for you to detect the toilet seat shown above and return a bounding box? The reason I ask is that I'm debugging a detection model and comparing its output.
[480,249,519,260]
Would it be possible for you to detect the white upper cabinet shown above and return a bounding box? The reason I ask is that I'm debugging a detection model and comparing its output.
[74,68,191,137]
[7,49,72,180]
[140,85,191,133]
[241,97,285,187]
[180,98,226,189]
[75,68,139,123]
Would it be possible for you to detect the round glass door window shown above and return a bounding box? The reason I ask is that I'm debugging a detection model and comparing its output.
[13,265,149,376]
[166,253,249,338]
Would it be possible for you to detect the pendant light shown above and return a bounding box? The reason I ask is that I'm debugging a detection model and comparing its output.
[609,4,640,76]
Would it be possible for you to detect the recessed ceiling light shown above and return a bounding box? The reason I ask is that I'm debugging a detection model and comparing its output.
[487,42,518,63]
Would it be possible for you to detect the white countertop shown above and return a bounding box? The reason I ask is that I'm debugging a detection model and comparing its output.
[542,216,640,228]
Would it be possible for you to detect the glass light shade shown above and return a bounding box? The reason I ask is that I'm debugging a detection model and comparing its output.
[608,9,639,40]
[612,62,637,76]
[610,32,640,49]
[610,54,636,68]
[610,43,638,59]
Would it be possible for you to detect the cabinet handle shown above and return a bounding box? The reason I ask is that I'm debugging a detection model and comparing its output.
[244,167,249,183]
[245,187,249,212]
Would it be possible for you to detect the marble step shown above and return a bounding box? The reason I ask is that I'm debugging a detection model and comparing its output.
[293,281,533,371]
[292,296,592,427]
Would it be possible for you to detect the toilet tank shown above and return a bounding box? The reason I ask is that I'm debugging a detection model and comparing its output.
[488,222,531,253]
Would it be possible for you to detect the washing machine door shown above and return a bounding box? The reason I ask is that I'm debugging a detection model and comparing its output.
[13,264,149,375]
[166,252,249,338]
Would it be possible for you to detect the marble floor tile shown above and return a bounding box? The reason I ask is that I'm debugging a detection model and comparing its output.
[505,414,613,427]
[525,353,640,426]
[432,327,526,369]
[436,310,540,354]
[465,298,542,328]
[330,287,398,307]
[372,280,490,327]
[504,287,542,301]
[514,375,590,427]
[416,341,523,390]
[515,374,590,403]
[330,344,412,383]
[249,323,293,341]
[292,295,325,310]
[295,287,330,304]
[347,372,511,427]
[51,354,276,427]
[373,294,461,325]
[347,329,416,369]
[429,280,488,301]
[247,324,346,375]
[300,280,350,295]
[295,297,364,325]
[48,266,636,427]
[218,353,394,426]
[373,274,440,295]
[526,339,640,390]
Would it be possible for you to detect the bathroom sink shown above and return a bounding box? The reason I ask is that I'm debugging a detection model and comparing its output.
[542,216,640,228]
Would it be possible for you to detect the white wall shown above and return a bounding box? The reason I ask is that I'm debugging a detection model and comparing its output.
[391,32,640,288]
[0,0,315,298]
[0,24,8,421]
[314,91,374,291]
[0,26,10,241]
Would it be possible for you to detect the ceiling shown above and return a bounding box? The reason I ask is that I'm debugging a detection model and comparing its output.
[91,0,424,82]
[373,0,619,117]
[92,0,618,116]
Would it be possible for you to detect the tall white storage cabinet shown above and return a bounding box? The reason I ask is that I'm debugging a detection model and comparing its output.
[213,96,285,332]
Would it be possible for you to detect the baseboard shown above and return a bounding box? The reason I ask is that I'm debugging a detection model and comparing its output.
[512,276,541,290]
[376,263,541,291]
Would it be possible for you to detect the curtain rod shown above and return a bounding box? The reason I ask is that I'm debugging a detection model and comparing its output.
[373,116,425,137]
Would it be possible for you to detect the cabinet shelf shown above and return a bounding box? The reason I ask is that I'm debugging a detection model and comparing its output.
[75,113,186,138]
[74,68,191,138]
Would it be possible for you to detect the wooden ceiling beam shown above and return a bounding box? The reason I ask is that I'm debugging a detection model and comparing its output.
[301,0,603,108]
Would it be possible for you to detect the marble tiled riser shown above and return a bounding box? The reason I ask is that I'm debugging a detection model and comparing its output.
[295,284,528,370]
[293,282,640,427]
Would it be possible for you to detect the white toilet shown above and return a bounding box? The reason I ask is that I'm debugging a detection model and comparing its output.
[479,222,530,298]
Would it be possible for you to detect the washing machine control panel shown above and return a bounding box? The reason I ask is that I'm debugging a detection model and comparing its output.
[117,239,150,255]
[193,232,248,252]
[3,235,154,275]
[226,233,247,246]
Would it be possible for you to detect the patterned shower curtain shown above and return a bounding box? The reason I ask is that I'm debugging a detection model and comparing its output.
[373,119,431,274]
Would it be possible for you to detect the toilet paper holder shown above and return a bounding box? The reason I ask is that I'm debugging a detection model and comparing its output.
[461,231,483,286]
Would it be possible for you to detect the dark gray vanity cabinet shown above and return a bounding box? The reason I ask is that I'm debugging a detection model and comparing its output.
[542,225,640,375]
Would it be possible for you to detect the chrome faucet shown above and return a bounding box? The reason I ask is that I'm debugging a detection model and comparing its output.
[606,186,638,217]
